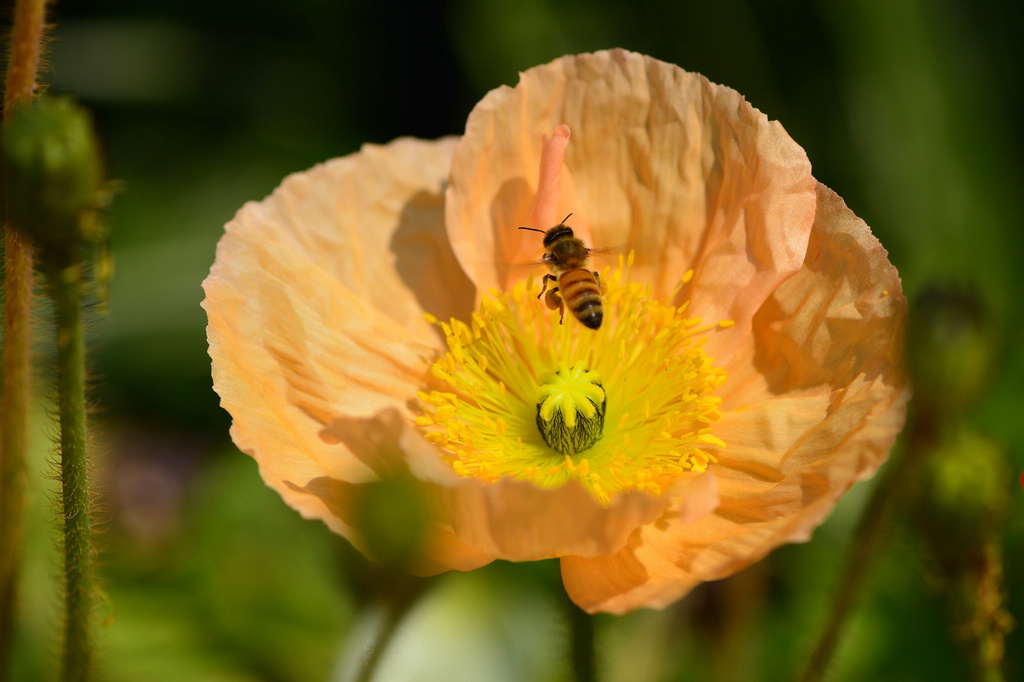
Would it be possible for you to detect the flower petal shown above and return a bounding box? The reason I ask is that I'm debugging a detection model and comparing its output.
[203,137,473,545]
[446,48,816,343]
[561,184,908,613]
[301,409,688,569]
[436,474,684,563]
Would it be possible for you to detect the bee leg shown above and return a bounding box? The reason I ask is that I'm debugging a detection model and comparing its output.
[537,273,556,299]
[594,271,607,295]
[544,288,565,323]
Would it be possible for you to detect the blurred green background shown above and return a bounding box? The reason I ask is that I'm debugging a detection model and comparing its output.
[7,0,1023,680]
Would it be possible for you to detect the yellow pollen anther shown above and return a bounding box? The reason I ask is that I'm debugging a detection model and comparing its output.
[699,433,728,448]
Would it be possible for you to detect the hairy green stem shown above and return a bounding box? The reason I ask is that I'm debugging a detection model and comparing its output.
[1,0,48,674]
[52,257,93,682]
[0,229,33,673]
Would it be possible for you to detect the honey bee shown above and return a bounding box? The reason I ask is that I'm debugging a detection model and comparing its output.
[519,213,605,330]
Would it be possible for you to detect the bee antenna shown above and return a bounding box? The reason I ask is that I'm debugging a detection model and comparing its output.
[559,212,573,225]
[518,226,546,234]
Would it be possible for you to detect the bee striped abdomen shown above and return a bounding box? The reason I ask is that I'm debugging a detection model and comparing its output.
[559,269,603,330]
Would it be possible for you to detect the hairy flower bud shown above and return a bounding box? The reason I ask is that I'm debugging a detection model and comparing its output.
[907,284,998,418]
[3,96,103,253]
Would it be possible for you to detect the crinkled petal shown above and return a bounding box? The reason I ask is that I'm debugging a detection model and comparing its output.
[203,137,473,545]
[562,184,908,613]
[446,49,816,366]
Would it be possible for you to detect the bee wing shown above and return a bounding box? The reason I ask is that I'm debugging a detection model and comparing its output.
[504,257,550,274]
[585,246,626,268]
[523,256,551,267]
[501,248,617,270]
[483,246,623,285]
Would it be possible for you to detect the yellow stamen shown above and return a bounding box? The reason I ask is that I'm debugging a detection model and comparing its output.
[416,260,728,504]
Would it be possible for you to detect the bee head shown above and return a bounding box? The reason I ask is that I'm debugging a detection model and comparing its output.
[543,225,574,247]
[519,213,577,248]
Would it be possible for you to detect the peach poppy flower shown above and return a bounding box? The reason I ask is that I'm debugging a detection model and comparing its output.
[203,49,908,614]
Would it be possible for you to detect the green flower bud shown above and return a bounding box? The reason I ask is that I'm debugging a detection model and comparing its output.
[907,284,998,417]
[350,476,430,571]
[3,96,103,253]
[914,427,1010,569]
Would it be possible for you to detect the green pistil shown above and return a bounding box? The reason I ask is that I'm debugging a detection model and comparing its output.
[535,365,606,454]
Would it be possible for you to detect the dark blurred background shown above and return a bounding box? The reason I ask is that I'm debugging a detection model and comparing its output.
[8,0,1023,680]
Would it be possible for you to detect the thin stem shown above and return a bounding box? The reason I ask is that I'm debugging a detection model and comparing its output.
[354,606,401,682]
[1,0,48,674]
[566,600,596,682]
[51,257,93,682]
[712,564,767,682]
[354,592,422,682]
[799,445,913,682]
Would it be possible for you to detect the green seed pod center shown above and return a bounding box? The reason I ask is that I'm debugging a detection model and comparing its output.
[535,365,606,454]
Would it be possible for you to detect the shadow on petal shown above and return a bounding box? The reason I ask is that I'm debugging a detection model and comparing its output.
[320,409,459,484]
[488,176,533,290]
[749,185,907,397]
[319,409,410,478]
[391,188,476,326]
